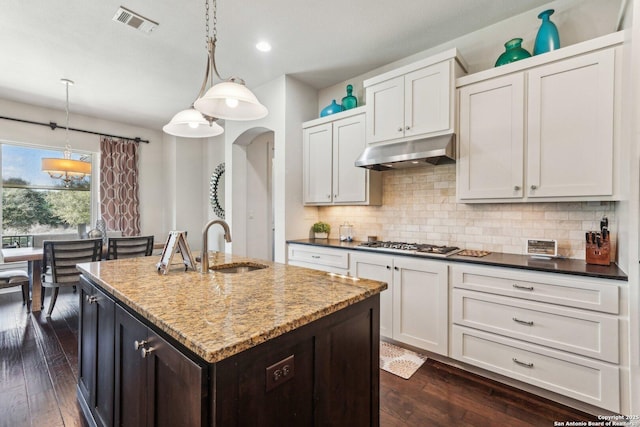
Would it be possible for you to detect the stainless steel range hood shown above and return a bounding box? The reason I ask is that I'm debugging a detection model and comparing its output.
[355,133,455,171]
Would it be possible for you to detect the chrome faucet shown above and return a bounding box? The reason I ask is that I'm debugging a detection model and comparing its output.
[200,219,232,273]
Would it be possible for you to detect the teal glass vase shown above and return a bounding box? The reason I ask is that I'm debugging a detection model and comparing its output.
[320,99,343,117]
[495,38,531,67]
[533,9,560,55]
[341,84,357,110]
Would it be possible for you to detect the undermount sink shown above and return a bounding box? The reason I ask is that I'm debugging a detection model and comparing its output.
[209,262,268,274]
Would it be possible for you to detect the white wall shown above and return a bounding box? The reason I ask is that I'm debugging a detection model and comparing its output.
[224,75,317,263]
[318,0,622,113]
[619,0,639,415]
[0,98,166,240]
[204,132,226,253]
[283,77,321,253]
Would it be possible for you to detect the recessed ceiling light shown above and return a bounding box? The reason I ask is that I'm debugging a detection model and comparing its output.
[256,41,271,52]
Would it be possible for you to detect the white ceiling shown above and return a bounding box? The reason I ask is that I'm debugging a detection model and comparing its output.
[0,0,551,130]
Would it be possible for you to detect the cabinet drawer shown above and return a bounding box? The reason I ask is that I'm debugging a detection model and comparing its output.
[451,265,619,314]
[451,325,620,412]
[452,289,618,363]
[288,245,349,270]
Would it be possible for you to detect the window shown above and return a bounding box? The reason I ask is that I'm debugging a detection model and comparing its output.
[1,143,93,247]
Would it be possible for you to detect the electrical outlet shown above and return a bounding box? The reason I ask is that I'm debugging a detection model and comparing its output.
[265,355,294,392]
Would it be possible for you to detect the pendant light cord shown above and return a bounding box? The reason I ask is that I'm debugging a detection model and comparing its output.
[62,79,73,159]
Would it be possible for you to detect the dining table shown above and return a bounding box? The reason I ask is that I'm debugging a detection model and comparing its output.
[2,246,46,312]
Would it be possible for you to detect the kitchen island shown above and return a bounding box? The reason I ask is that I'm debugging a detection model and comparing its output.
[76,252,386,427]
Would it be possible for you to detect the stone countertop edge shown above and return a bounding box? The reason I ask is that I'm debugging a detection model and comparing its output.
[76,252,387,364]
[287,239,628,281]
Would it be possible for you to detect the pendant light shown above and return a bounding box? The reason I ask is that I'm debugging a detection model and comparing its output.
[163,0,226,137]
[193,0,268,121]
[41,79,92,187]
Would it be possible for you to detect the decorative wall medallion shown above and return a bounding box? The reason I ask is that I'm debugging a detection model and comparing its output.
[209,162,225,219]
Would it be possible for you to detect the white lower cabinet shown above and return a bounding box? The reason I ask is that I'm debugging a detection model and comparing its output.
[452,289,619,363]
[349,252,394,338]
[350,252,448,355]
[451,264,623,412]
[287,243,349,275]
[451,326,620,412]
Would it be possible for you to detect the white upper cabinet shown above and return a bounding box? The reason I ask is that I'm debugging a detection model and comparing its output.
[364,49,467,145]
[303,108,382,206]
[458,73,525,200]
[526,50,615,198]
[457,32,623,203]
[302,122,333,204]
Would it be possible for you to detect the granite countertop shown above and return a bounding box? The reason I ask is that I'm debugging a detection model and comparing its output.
[76,252,387,363]
[287,239,628,281]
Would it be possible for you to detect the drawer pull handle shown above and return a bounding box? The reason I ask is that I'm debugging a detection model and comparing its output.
[512,317,534,326]
[512,358,534,368]
[512,284,534,291]
[311,255,321,259]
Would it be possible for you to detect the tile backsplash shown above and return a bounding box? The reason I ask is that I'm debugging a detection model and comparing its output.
[317,164,616,260]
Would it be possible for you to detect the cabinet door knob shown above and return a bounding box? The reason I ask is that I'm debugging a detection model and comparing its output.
[334,194,337,198]
[397,127,403,132]
[327,194,331,199]
[141,347,155,358]
[85,295,98,304]
[530,185,538,190]
[513,185,521,191]
[386,265,391,270]
[134,339,148,350]
[405,126,410,131]
[394,266,399,271]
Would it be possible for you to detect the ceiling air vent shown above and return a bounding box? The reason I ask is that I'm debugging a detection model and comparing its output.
[112,6,158,33]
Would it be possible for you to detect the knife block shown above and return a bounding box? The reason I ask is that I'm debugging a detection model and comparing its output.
[585,240,610,266]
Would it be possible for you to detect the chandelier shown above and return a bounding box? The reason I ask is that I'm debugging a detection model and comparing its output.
[163,0,267,137]
[41,79,92,187]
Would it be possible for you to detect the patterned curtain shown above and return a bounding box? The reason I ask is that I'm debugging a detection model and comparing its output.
[100,137,141,236]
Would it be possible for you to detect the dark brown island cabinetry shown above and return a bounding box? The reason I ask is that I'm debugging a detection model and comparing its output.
[78,275,380,427]
[78,277,115,427]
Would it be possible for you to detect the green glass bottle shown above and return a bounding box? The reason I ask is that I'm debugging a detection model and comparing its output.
[341,84,358,110]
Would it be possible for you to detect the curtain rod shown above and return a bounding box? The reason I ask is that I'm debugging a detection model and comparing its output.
[0,115,150,144]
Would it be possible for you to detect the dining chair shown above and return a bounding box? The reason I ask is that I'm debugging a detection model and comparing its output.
[41,238,103,317]
[106,236,154,260]
[0,269,30,305]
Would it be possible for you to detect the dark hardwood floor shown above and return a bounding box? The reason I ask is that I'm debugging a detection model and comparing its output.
[1,288,597,427]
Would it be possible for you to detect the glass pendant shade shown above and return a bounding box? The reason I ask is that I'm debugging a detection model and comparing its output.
[163,108,224,138]
[194,80,268,121]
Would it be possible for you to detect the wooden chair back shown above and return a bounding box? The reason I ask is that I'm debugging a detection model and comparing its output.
[106,236,154,260]
[43,238,103,285]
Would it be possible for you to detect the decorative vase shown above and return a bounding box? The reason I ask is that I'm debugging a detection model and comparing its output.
[320,100,342,117]
[495,38,531,67]
[341,84,357,110]
[533,9,560,55]
[95,217,107,244]
[77,223,88,239]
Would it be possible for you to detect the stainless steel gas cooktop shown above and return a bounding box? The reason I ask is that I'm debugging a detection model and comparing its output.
[356,241,461,257]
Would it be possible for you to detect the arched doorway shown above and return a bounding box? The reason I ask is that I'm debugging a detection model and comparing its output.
[232,128,274,261]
